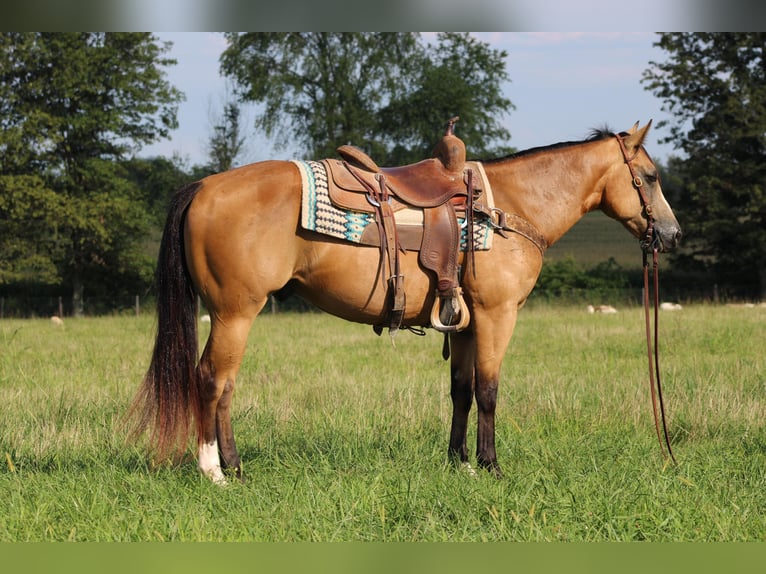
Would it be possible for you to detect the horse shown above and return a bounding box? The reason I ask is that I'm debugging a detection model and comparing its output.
[129,121,681,484]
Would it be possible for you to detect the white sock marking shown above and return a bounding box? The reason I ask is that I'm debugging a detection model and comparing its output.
[198,440,227,485]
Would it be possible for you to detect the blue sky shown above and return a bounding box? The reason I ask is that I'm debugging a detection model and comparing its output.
[141,32,678,167]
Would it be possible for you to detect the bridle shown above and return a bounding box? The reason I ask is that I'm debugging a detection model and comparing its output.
[615,134,676,465]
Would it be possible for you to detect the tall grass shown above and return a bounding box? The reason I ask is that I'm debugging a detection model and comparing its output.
[0,305,764,541]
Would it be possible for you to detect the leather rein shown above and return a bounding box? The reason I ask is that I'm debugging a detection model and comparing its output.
[615,135,677,465]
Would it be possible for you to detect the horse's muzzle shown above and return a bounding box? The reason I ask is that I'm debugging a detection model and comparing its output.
[651,223,683,253]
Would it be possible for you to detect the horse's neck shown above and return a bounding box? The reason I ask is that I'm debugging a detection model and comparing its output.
[484,143,607,247]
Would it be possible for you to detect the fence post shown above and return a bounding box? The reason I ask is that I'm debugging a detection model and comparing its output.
[135,295,140,316]
[58,296,64,318]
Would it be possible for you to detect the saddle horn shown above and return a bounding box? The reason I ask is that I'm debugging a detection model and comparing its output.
[433,116,466,173]
[445,116,460,136]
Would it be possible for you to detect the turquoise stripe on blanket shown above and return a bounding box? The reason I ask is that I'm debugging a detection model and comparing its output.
[294,160,374,243]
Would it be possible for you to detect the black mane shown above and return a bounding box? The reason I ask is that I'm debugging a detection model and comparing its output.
[481,125,621,164]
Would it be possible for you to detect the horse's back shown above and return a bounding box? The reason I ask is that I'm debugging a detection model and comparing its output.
[188,160,301,224]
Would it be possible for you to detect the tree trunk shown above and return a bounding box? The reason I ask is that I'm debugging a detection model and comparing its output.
[759,267,766,302]
[72,275,84,317]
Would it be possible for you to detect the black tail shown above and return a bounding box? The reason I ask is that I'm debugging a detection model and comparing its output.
[128,182,203,462]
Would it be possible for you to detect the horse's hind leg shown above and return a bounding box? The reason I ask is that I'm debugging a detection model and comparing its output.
[197,310,259,483]
[448,330,476,470]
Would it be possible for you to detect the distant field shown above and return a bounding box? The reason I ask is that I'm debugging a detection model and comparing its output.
[548,211,644,269]
[1,306,764,541]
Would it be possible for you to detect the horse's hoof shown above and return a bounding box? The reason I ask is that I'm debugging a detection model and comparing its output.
[478,459,504,479]
[209,471,229,486]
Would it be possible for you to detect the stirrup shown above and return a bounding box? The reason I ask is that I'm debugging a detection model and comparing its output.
[430,288,470,333]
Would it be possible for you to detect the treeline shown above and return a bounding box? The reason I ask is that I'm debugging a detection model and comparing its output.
[1,33,764,317]
[1,33,515,316]
[0,260,740,319]
[531,257,746,306]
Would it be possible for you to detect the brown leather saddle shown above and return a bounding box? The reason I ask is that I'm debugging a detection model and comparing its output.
[324,117,478,336]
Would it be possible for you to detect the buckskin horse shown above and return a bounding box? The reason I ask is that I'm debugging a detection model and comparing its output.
[129,121,681,484]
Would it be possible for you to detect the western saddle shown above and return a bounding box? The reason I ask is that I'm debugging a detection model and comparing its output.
[325,117,479,336]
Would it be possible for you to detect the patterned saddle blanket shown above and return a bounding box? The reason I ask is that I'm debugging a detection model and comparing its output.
[293,159,495,252]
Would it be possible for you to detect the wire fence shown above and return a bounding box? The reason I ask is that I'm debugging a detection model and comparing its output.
[0,292,323,319]
[0,283,745,320]
[0,295,145,319]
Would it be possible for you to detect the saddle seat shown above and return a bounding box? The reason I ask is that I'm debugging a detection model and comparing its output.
[331,152,469,209]
[331,116,469,209]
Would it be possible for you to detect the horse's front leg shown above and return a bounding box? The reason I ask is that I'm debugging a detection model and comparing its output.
[475,370,502,477]
[473,305,518,478]
[447,330,476,469]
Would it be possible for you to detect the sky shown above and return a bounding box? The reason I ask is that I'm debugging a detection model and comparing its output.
[14,0,755,34]
[140,32,680,168]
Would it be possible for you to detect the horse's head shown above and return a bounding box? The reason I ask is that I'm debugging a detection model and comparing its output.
[600,121,682,253]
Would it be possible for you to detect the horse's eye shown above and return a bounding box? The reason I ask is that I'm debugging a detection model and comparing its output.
[644,172,659,184]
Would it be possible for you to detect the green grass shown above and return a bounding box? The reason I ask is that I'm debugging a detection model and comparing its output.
[1,305,764,541]
[548,211,643,268]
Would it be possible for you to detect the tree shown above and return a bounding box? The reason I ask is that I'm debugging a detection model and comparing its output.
[219,32,513,163]
[205,98,246,174]
[0,175,63,285]
[643,33,766,299]
[380,33,514,164]
[0,33,184,314]
[121,156,191,227]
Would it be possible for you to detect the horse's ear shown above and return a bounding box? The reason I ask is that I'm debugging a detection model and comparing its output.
[627,121,640,135]
[623,120,652,150]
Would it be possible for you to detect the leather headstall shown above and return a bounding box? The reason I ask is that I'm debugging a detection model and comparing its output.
[615,134,676,465]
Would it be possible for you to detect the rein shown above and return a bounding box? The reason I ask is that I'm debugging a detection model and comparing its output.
[616,135,677,465]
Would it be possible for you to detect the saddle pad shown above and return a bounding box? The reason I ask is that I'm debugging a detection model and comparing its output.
[292,159,494,251]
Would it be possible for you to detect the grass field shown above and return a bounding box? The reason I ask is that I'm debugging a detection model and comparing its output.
[547,211,643,269]
[0,304,764,541]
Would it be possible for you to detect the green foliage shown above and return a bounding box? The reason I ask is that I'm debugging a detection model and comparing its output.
[220,33,418,159]
[220,32,513,162]
[0,33,182,174]
[121,156,191,226]
[0,175,62,284]
[205,99,246,173]
[532,256,631,302]
[0,33,184,312]
[379,33,514,164]
[643,33,766,298]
